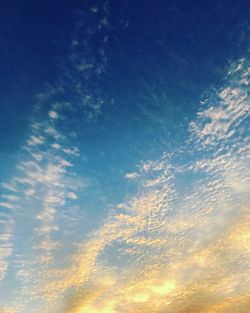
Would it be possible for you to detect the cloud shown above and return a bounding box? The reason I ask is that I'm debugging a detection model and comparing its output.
[125,172,139,180]
[48,110,59,119]
[67,192,78,200]
[1,195,20,201]
[0,308,17,313]
[0,201,18,210]
[27,135,45,146]
[45,127,64,140]
[0,95,83,309]
[63,147,80,157]
[24,189,35,197]
[0,218,14,282]
[1,183,18,192]
[51,143,62,150]
[189,64,249,150]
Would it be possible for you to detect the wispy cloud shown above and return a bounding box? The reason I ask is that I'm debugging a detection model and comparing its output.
[48,111,59,119]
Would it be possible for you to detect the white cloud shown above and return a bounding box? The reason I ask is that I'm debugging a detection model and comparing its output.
[67,192,78,200]
[0,202,16,210]
[48,110,59,119]
[27,135,45,146]
[125,172,139,180]
[45,194,65,206]
[0,218,14,281]
[25,189,35,197]
[63,147,80,156]
[51,143,62,149]
[1,183,18,192]
[31,153,44,162]
[2,195,20,201]
[57,157,73,167]
[189,70,249,149]
[14,176,36,186]
[44,126,64,140]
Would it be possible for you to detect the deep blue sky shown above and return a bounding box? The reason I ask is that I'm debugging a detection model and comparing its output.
[1,0,250,170]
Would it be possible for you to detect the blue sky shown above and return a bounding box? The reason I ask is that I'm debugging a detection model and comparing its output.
[0,1,250,312]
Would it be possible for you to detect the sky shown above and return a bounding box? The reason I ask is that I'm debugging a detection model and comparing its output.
[0,1,250,312]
